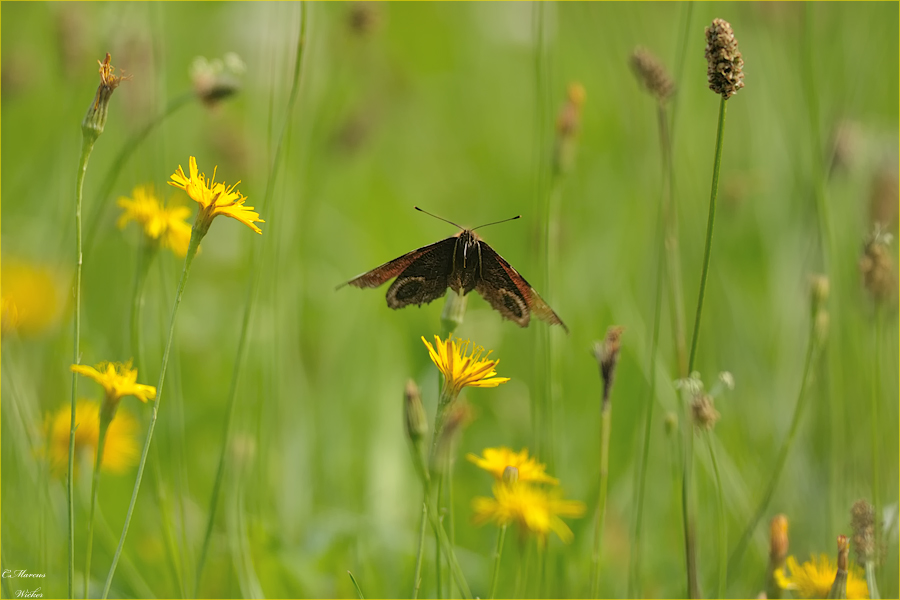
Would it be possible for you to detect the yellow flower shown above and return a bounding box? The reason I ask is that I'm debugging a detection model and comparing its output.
[117,184,193,256]
[1,259,62,336]
[45,400,140,475]
[70,360,156,405]
[421,334,510,398]
[467,447,558,485]
[167,156,263,235]
[775,554,869,599]
[472,481,585,544]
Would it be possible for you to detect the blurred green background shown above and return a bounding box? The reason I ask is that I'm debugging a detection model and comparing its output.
[2,2,898,598]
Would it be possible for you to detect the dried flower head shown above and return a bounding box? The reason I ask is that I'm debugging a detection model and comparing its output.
[691,393,719,430]
[859,234,895,303]
[705,19,744,99]
[850,499,878,565]
[631,46,675,102]
[82,53,129,139]
[592,326,624,408]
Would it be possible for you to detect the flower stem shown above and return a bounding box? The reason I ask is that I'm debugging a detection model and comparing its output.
[102,229,201,599]
[727,311,819,579]
[682,93,728,599]
[84,408,112,599]
[871,304,883,583]
[590,387,613,598]
[705,431,727,599]
[412,499,428,599]
[69,132,96,600]
[489,524,508,599]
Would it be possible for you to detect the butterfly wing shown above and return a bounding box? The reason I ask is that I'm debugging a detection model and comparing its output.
[475,242,569,332]
[341,237,457,309]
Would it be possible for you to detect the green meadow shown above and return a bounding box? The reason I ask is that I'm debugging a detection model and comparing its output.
[1,2,898,598]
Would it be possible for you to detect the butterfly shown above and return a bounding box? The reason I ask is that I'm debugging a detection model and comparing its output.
[339,208,568,332]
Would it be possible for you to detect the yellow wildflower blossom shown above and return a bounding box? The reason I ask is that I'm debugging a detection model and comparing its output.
[775,554,869,599]
[421,334,510,398]
[1,259,62,336]
[45,400,140,475]
[467,447,558,485]
[472,481,585,544]
[168,156,263,235]
[71,360,156,405]
[117,184,193,256]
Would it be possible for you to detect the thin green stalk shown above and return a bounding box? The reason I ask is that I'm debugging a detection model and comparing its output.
[69,132,96,600]
[435,469,445,600]
[687,95,727,374]
[489,524,508,599]
[348,571,365,599]
[865,561,881,600]
[448,454,456,599]
[727,313,818,578]
[102,229,201,599]
[590,395,613,598]
[84,409,112,599]
[629,100,673,599]
[871,305,883,582]
[194,4,307,593]
[705,432,727,599]
[682,94,728,599]
[412,499,428,599]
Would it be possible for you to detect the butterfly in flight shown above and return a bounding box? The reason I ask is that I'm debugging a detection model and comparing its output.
[339,207,568,332]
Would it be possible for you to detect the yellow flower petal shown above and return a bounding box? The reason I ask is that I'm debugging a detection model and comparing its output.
[471,482,585,544]
[466,446,559,485]
[71,360,156,404]
[44,400,140,476]
[776,553,869,599]
[421,334,510,398]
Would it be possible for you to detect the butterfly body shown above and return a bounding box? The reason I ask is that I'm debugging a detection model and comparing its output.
[343,227,568,332]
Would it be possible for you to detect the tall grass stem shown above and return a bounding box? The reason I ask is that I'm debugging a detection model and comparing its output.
[83,410,111,598]
[590,397,613,598]
[706,432,727,598]
[102,229,201,599]
[489,524,508,599]
[69,133,96,599]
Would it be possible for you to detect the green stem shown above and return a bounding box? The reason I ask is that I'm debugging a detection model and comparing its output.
[193,4,307,593]
[705,432,727,599]
[412,499,428,599]
[629,100,673,599]
[489,524,508,599]
[435,469,445,600]
[348,571,365,599]
[82,92,193,262]
[84,407,112,599]
[69,133,96,600]
[727,313,818,579]
[102,228,201,599]
[448,453,456,599]
[590,395,613,598]
[871,305,883,582]
[865,561,881,599]
[688,95,727,374]
[682,94,728,599]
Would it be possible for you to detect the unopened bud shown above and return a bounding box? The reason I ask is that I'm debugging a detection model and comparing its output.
[828,535,850,599]
[82,53,127,141]
[592,326,625,410]
[404,380,427,444]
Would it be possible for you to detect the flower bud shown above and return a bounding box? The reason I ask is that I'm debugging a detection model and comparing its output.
[404,380,428,444]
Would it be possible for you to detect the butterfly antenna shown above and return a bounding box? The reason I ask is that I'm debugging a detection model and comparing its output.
[414,206,465,230]
[472,214,522,231]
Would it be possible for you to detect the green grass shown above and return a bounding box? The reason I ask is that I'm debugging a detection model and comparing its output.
[1,2,898,598]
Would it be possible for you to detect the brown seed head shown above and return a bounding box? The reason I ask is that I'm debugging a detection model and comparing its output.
[631,46,675,102]
[592,326,624,409]
[705,18,745,99]
[82,53,128,139]
[691,393,719,430]
[850,499,877,564]
[860,237,896,303]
